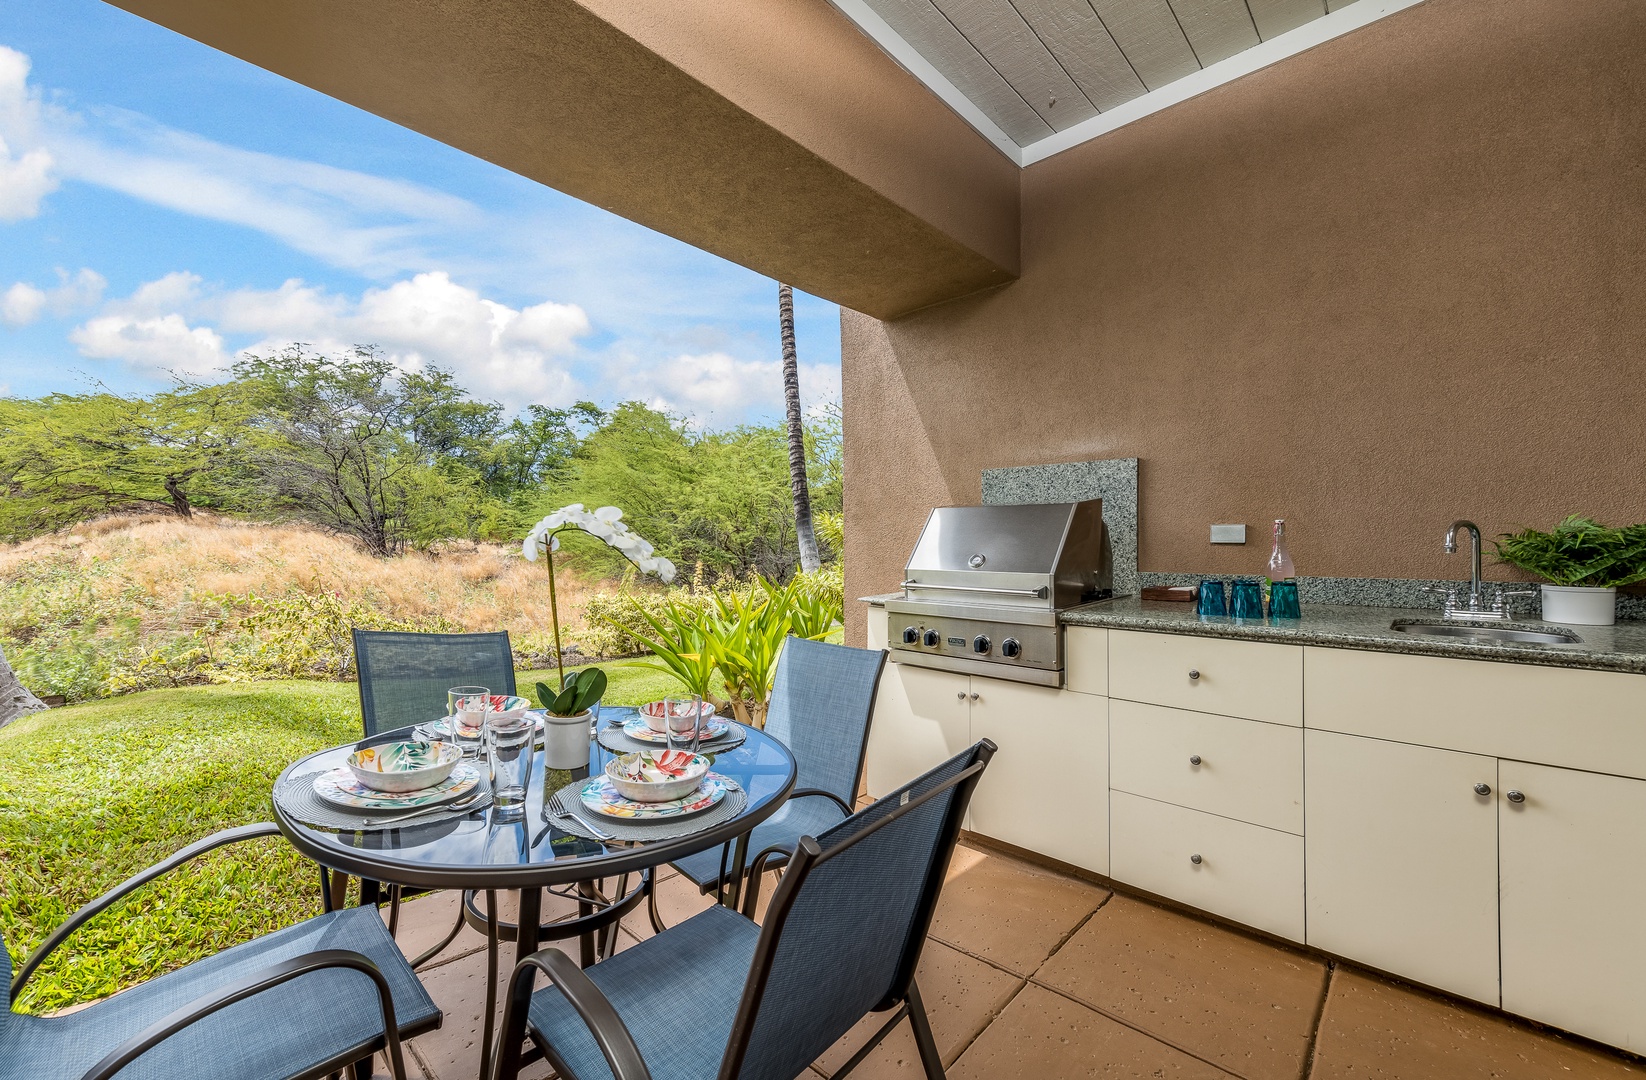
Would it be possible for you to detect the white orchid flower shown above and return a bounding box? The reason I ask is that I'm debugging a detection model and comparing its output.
[521,503,672,581]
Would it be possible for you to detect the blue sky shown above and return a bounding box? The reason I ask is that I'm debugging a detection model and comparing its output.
[0,0,842,424]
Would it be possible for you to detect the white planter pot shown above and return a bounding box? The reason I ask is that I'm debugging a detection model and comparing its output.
[542,708,594,769]
[1539,585,1617,626]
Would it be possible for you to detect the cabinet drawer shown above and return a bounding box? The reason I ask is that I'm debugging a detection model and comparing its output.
[1109,630,1302,725]
[1110,700,1302,833]
[1065,626,1108,697]
[1304,647,1646,779]
[1110,791,1304,942]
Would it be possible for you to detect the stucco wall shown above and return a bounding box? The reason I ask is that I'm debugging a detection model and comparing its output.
[844,0,1646,644]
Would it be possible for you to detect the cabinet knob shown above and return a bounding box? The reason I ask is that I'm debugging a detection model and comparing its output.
[956,691,966,701]
[969,692,980,701]
[1189,755,1203,767]
[1189,853,1203,865]
[1473,783,1491,797]
[1188,669,1201,681]
[1506,789,1526,804]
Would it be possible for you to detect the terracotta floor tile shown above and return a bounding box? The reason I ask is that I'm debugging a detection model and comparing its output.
[1034,895,1326,1080]
[386,889,492,964]
[618,866,719,943]
[929,844,1107,976]
[1310,967,1644,1080]
[811,940,1025,1077]
[411,945,551,1080]
[948,983,1232,1079]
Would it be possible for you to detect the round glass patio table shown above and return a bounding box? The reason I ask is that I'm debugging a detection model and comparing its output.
[271,707,797,945]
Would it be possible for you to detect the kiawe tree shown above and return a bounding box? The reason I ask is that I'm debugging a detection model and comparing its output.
[778,283,820,573]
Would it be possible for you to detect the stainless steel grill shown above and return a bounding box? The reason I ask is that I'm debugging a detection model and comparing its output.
[886,501,1111,686]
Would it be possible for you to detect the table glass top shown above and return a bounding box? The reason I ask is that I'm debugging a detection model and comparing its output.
[274,707,797,881]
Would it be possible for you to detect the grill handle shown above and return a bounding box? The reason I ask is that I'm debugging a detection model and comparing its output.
[901,580,1049,599]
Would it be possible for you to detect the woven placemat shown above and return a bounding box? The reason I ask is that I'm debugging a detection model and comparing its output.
[545,775,747,843]
[274,770,491,832]
[596,722,747,757]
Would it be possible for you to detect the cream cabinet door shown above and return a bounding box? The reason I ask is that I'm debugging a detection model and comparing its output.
[865,606,889,651]
[864,663,970,799]
[1500,762,1646,1054]
[1304,730,1500,1005]
[969,676,1109,875]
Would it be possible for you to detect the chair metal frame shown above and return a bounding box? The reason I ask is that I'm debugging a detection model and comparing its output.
[11,823,434,1080]
[492,740,997,1080]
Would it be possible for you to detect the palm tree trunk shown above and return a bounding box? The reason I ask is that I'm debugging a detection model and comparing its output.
[779,283,820,574]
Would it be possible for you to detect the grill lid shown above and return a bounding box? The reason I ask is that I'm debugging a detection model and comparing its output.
[901,500,1110,611]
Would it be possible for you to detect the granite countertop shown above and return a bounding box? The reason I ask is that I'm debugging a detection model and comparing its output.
[1059,597,1646,675]
[863,593,1646,675]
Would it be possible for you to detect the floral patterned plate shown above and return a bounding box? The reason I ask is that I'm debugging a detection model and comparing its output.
[621,715,731,745]
[422,712,548,739]
[579,772,729,819]
[314,762,482,810]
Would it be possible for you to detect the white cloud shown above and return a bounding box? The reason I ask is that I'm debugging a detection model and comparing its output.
[71,270,592,403]
[70,312,227,378]
[1,267,106,326]
[612,349,841,423]
[0,46,57,222]
[1,282,44,326]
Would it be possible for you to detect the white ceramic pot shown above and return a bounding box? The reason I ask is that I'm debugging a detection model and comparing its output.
[542,708,594,769]
[1539,585,1617,626]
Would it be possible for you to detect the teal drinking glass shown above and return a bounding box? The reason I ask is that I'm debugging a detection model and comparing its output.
[1268,580,1301,619]
[1230,579,1264,619]
[1196,580,1228,617]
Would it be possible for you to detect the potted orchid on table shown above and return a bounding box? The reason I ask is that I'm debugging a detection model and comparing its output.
[523,504,675,766]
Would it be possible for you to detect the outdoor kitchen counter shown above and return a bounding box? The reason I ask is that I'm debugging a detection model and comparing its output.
[1053,597,1646,676]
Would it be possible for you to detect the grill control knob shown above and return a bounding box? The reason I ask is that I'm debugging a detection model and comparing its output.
[901,626,919,645]
[972,635,991,655]
[922,629,941,648]
[1000,638,1022,658]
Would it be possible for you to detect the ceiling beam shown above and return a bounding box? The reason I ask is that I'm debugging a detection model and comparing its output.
[104,0,1021,318]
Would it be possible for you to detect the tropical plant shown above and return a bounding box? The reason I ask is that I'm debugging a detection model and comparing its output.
[616,597,722,702]
[1493,516,1646,588]
[535,667,607,717]
[523,504,676,688]
[778,283,821,573]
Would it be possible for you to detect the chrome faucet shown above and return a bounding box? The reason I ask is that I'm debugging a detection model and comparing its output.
[1444,520,1484,610]
[1430,520,1533,621]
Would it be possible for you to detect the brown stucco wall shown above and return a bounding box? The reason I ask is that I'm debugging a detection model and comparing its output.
[844,0,1646,644]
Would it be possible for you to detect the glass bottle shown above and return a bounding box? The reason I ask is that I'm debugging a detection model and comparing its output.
[1266,519,1296,581]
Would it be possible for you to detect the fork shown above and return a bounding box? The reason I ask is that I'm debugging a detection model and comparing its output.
[553,806,615,840]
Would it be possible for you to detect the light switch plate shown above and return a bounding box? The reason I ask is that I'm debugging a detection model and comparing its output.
[1210,524,1247,544]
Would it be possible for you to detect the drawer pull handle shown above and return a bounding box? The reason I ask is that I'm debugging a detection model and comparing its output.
[1473,782,1491,797]
[1189,755,1202,767]
[956,692,966,701]
[1506,790,1526,804]
[1189,853,1203,865]
[970,692,980,701]
[1188,669,1201,681]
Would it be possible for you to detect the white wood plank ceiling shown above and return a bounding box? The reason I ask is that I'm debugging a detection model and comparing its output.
[830,0,1427,164]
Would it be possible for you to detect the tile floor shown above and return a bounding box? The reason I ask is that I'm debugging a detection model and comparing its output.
[373,841,1644,1080]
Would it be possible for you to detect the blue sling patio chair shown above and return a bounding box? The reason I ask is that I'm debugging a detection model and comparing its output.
[660,637,886,918]
[491,739,997,1080]
[1,823,440,1080]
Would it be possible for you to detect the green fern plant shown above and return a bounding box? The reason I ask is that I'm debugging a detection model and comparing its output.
[1492,516,1646,588]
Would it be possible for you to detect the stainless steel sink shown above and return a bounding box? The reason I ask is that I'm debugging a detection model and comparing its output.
[1390,620,1583,645]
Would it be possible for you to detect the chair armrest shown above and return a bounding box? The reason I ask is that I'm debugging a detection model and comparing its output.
[788,788,854,816]
[79,948,407,1080]
[739,843,801,917]
[14,822,283,1002]
[494,947,651,1080]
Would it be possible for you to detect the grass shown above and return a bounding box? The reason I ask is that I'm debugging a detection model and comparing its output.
[0,660,682,1013]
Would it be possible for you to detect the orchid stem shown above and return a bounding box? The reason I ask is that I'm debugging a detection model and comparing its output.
[545,535,566,691]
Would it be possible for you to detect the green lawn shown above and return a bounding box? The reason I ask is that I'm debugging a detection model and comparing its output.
[0,660,680,1012]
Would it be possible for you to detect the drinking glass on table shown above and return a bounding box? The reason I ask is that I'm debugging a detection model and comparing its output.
[487,712,535,818]
[449,686,490,759]
[663,695,703,754]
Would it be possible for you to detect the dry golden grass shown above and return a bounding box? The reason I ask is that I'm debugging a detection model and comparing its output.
[0,513,598,644]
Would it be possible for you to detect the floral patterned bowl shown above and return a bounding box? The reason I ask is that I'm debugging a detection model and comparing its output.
[348,740,462,793]
[638,699,718,734]
[603,750,710,803]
